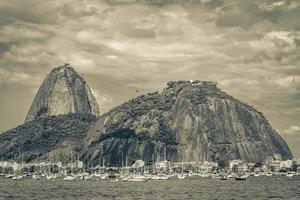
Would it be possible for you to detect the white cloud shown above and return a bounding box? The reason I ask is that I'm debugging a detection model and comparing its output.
[283,125,300,135]
[106,55,118,59]
[272,75,300,88]
[0,69,37,87]
[266,31,296,45]
[259,1,286,11]
[107,41,127,51]
[91,88,113,113]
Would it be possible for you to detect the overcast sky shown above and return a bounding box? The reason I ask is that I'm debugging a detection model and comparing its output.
[0,0,299,157]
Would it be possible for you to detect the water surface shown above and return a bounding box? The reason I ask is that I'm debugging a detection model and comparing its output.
[0,176,299,200]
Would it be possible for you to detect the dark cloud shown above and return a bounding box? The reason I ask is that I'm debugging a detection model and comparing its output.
[0,0,60,25]
[0,42,10,54]
[123,28,156,39]
[215,0,300,30]
[61,1,99,18]
[216,1,264,28]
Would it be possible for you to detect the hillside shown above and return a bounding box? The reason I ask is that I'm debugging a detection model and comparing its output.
[0,113,96,163]
[82,80,293,166]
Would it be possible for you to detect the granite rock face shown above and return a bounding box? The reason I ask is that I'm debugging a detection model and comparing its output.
[25,64,100,122]
[82,80,293,166]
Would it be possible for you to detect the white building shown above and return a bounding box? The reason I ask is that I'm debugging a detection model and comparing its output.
[229,160,248,173]
[132,160,145,168]
[199,161,218,173]
[155,160,170,171]
[280,160,293,169]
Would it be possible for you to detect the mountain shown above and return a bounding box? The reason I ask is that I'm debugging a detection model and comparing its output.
[82,80,293,166]
[25,63,100,122]
[0,113,96,163]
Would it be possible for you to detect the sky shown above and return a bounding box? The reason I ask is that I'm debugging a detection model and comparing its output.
[0,0,299,157]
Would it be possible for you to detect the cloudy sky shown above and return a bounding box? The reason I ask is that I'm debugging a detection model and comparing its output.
[0,0,299,157]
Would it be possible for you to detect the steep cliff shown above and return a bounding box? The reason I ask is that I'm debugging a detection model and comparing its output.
[82,80,292,166]
[0,113,96,162]
[25,64,100,122]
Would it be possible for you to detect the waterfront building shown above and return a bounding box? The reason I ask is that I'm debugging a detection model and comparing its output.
[229,160,248,173]
[280,160,293,169]
[68,160,83,169]
[131,160,145,168]
[198,161,218,173]
[155,161,170,171]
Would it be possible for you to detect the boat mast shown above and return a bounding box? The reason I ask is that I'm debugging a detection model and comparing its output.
[121,153,124,174]
[98,155,101,177]
[70,149,73,175]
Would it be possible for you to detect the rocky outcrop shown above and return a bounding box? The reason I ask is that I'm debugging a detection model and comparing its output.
[25,64,100,122]
[82,80,293,166]
[0,113,96,162]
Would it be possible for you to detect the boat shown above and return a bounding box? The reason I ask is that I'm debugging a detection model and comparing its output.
[5,174,14,178]
[220,174,228,180]
[107,173,119,182]
[83,174,94,180]
[266,172,273,177]
[100,174,107,180]
[235,173,247,181]
[12,175,24,180]
[122,176,129,182]
[32,174,41,180]
[150,174,169,180]
[286,171,295,177]
[280,172,287,176]
[200,173,209,178]
[108,173,117,179]
[227,173,236,179]
[253,172,260,177]
[177,174,186,180]
[128,175,148,182]
[46,174,56,180]
[63,175,77,181]
[211,171,219,179]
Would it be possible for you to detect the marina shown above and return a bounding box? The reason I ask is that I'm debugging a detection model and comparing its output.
[1,157,299,182]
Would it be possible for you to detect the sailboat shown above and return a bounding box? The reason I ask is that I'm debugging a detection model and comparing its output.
[286,171,295,177]
[32,174,41,180]
[177,174,186,180]
[63,175,77,181]
[63,150,76,181]
[13,149,24,180]
[32,153,41,180]
[177,163,185,180]
[12,175,24,180]
[128,174,148,182]
[235,173,248,181]
[219,169,228,180]
[99,157,107,180]
[46,153,56,180]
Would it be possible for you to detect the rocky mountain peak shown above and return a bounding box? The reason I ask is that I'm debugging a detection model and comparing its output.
[25,64,100,122]
[53,63,75,72]
[166,80,217,88]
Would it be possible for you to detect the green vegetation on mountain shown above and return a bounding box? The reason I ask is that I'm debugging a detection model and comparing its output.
[0,113,96,162]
